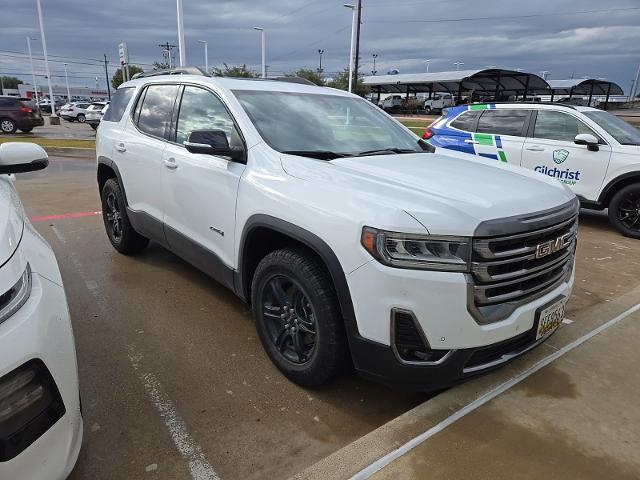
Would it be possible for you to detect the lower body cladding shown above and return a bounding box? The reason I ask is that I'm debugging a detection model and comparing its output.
[346,260,575,390]
[0,271,82,480]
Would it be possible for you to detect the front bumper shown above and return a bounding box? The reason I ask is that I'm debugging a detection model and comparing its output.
[346,259,574,390]
[0,270,82,479]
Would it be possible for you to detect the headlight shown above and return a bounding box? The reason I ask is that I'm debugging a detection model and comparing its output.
[361,227,471,272]
[0,264,32,326]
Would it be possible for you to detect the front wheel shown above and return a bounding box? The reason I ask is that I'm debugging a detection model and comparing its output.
[608,183,640,239]
[76,114,86,123]
[251,248,348,387]
[101,178,149,254]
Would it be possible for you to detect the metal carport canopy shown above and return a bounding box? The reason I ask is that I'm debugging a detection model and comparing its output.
[547,79,624,96]
[362,68,551,95]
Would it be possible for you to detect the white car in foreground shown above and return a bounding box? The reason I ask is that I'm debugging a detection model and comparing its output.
[0,143,82,479]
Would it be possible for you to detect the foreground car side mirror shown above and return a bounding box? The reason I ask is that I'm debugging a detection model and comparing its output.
[184,129,245,162]
[574,133,599,152]
[0,143,49,175]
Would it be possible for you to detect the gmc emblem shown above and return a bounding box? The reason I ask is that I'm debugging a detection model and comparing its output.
[535,233,572,259]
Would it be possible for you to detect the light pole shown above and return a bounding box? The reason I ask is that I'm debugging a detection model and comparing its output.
[26,36,39,103]
[253,27,266,78]
[318,49,325,74]
[63,63,71,102]
[454,61,464,71]
[36,0,58,121]
[425,59,431,73]
[198,40,208,72]
[344,4,357,92]
[372,53,378,76]
[539,70,550,80]
[176,0,186,66]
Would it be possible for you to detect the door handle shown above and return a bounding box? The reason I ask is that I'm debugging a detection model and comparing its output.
[163,158,178,170]
[115,143,126,152]
[464,139,479,144]
[526,146,545,152]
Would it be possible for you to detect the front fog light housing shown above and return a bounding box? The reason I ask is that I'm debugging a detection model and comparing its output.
[361,227,471,272]
[0,264,32,326]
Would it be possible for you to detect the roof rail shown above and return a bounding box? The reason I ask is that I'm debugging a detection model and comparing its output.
[272,76,317,86]
[131,66,209,80]
[478,101,579,110]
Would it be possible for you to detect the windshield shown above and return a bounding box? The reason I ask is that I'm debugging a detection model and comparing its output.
[583,111,640,146]
[233,90,424,157]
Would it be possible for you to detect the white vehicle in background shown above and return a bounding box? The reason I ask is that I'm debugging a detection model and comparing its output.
[85,102,109,130]
[59,102,91,123]
[423,93,454,113]
[381,94,403,111]
[0,142,82,479]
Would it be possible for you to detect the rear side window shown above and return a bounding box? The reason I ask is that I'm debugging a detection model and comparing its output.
[135,84,180,139]
[103,87,135,122]
[476,109,530,136]
[0,98,16,107]
[450,110,481,131]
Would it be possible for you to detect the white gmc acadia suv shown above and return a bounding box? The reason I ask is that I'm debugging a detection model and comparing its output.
[96,68,578,390]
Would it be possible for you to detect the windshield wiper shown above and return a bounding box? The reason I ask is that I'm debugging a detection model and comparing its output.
[355,148,421,157]
[282,150,350,160]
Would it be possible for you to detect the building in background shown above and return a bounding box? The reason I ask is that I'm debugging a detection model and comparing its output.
[17,83,108,100]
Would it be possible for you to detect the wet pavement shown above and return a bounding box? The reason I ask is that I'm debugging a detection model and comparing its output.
[15,155,426,480]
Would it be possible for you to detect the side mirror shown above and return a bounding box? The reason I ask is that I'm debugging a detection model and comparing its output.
[574,133,599,152]
[184,129,245,162]
[0,143,48,175]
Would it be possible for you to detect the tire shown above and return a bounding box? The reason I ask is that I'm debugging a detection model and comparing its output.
[0,118,17,134]
[20,128,33,133]
[100,178,149,254]
[608,183,640,239]
[251,247,349,387]
[90,124,97,131]
[77,114,86,123]
[425,106,432,114]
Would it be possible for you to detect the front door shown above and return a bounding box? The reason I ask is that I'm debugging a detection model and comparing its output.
[161,85,245,272]
[521,109,611,199]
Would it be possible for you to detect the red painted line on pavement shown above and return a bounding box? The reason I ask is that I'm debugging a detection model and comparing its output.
[30,211,102,223]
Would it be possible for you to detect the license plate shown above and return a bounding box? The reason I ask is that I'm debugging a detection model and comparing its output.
[535,298,566,340]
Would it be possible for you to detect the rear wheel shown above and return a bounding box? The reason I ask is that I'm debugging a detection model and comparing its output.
[101,178,149,254]
[425,106,432,114]
[608,183,640,239]
[19,128,33,133]
[251,248,348,387]
[0,118,17,134]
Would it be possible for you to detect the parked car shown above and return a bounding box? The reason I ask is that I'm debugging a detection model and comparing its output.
[425,103,640,238]
[97,72,576,390]
[85,102,109,130]
[423,93,454,113]
[0,142,82,479]
[37,98,63,114]
[0,97,44,134]
[59,102,92,123]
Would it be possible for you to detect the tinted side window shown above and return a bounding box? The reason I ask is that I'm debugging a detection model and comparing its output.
[103,87,135,122]
[136,84,179,139]
[176,86,235,145]
[476,109,530,136]
[450,110,481,131]
[533,110,597,142]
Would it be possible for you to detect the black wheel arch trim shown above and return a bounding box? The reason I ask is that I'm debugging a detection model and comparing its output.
[237,215,360,338]
[598,172,640,206]
[97,156,129,206]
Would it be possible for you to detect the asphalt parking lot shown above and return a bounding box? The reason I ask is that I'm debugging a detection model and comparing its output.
[15,153,640,479]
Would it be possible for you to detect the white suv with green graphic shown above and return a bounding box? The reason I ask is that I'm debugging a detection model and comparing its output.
[426,103,640,238]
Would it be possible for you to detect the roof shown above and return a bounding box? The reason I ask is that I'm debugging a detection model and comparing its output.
[548,79,624,96]
[362,69,551,94]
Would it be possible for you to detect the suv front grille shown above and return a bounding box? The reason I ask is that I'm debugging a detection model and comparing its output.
[469,213,578,324]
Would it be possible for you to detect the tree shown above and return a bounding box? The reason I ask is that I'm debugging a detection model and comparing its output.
[0,76,23,90]
[211,63,259,78]
[111,65,144,89]
[327,68,369,96]
[286,68,324,86]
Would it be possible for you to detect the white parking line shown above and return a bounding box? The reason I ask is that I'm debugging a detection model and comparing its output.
[351,303,640,480]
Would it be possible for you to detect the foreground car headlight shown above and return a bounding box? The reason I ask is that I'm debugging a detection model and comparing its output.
[0,264,32,326]
[361,227,471,272]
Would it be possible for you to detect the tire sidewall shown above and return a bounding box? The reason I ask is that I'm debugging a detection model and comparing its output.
[1,119,16,134]
[77,114,85,123]
[101,179,125,249]
[609,184,640,239]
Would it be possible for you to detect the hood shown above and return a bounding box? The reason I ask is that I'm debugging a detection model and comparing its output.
[0,179,25,266]
[281,152,576,236]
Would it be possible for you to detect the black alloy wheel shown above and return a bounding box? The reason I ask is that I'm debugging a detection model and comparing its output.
[609,183,640,239]
[105,191,123,243]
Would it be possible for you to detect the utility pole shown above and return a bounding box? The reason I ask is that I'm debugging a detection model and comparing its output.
[0,76,4,96]
[318,49,325,75]
[63,63,71,102]
[344,4,356,93]
[158,43,177,69]
[104,54,111,100]
[253,27,266,78]
[631,61,640,101]
[353,0,362,94]
[372,53,378,76]
[425,59,431,73]
[36,0,58,122]
[454,61,464,71]
[176,0,186,66]
[198,40,208,72]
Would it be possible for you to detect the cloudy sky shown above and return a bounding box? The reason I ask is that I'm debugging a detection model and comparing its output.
[2,0,639,92]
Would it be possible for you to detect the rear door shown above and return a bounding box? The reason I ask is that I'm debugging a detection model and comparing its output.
[471,108,530,164]
[521,109,611,199]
